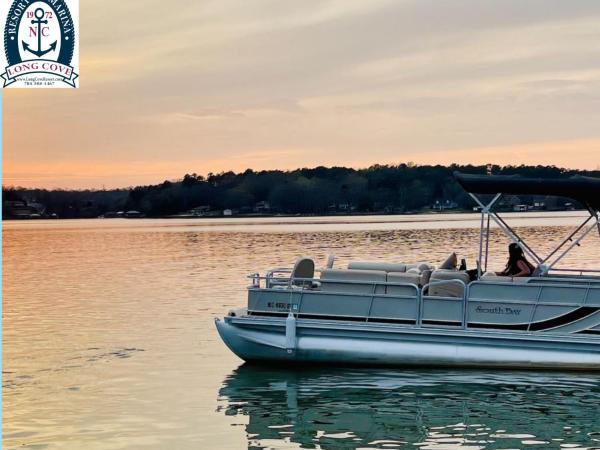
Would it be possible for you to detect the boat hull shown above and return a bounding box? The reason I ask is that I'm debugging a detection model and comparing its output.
[216,316,600,370]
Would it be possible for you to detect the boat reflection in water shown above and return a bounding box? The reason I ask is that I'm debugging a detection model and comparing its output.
[219,365,600,449]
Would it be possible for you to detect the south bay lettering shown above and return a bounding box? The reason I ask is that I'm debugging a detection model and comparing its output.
[475,305,521,316]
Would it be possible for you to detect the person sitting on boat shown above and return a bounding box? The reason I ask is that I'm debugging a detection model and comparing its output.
[498,243,535,277]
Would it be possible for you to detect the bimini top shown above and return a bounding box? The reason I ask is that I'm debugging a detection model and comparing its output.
[454,171,600,210]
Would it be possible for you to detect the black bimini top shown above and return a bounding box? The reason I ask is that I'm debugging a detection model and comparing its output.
[454,171,600,210]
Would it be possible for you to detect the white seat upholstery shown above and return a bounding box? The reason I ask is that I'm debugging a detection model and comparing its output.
[406,262,436,272]
[347,261,435,288]
[439,253,458,270]
[386,272,421,296]
[347,261,407,272]
[419,269,433,286]
[320,269,387,294]
[428,270,470,298]
[481,272,531,284]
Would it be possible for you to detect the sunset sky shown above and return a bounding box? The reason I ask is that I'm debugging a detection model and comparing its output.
[4,0,600,189]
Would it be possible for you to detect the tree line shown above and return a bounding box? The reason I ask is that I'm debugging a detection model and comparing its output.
[4,164,599,218]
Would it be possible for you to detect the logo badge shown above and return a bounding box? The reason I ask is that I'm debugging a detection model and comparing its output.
[1,0,79,88]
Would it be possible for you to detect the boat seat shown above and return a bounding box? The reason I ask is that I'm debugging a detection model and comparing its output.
[439,252,458,270]
[320,269,387,294]
[406,263,436,272]
[269,257,318,288]
[386,271,421,296]
[428,270,470,298]
[407,266,434,286]
[348,261,436,273]
[481,272,531,284]
[348,261,407,272]
[418,268,433,286]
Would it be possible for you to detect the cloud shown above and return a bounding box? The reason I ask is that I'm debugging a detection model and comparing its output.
[4,0,600,188]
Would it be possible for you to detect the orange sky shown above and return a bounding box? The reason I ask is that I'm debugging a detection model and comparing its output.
[4,0,600,189]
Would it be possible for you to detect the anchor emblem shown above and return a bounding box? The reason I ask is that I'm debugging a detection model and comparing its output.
[22,8,57,57]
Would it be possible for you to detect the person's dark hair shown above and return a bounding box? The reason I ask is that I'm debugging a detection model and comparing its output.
[502,243,535,275]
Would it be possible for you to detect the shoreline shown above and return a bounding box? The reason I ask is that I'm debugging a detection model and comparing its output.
[2,209,586,223]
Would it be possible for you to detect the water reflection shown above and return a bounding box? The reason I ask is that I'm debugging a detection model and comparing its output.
[219,365,600,449]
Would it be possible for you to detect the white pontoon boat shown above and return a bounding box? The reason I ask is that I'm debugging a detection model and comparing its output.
[216,172,600,369]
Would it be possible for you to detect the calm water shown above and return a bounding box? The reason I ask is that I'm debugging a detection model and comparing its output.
[3,213,600,450]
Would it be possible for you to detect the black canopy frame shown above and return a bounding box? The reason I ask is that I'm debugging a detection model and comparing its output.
[454,172,600,278]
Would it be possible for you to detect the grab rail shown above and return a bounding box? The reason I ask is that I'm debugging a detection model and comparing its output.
[264,268,292,288]
[550,268,600,274]
[421,279,468,329]
[248,273,421,292]
[248,273,421,322]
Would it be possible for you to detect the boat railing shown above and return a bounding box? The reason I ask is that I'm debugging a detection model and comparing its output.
[421,279,469,329]
[248,272,420,299]
[247,273,470,327]
[246,273,600,331]
[470,279,600,305]
[263,268,293,288]
[252,272,600,290]
[248,273,420,293]
[547,268,600,277]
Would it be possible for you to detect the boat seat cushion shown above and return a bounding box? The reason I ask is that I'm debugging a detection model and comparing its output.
[347,261,407,273]
[420,268,433,286]
[481,272,531,284]
[429,269,470,298]
[320,268,387,294]
[438,252,458,270]
[291,257,315,287]
[407,265,434,285]
[405,262,436,272]
[386,272,421,296]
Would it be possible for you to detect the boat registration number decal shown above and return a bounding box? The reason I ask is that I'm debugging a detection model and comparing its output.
[267,302,298,311]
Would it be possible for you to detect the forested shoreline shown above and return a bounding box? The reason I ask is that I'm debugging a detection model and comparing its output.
[3,164,599,219]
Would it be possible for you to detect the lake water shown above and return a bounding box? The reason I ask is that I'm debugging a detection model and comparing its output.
[3,213,600,450]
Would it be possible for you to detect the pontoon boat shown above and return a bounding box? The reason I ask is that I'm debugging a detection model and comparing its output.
[215,172,600,369]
